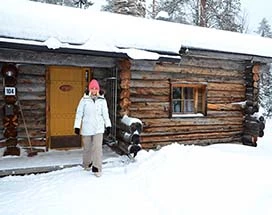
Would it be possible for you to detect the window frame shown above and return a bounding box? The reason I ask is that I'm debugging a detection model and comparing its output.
[170,81,207,118]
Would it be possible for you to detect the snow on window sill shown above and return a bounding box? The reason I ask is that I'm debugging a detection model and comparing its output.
[172,113,204,118]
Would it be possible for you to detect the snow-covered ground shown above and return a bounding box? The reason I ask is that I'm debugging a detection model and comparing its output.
[0,119,272,215]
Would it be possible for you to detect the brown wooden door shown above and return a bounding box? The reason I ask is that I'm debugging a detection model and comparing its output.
[47,66,91,149]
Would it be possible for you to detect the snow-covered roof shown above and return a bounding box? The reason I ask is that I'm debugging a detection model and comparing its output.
[1,0,272,60]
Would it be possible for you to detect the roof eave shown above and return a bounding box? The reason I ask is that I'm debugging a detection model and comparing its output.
[0,41,129,59]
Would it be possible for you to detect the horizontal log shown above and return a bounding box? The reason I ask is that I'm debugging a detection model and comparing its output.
[130,87,169,96]
[130,108,244,119]
[142,117,244,127]
[16,94,46,101]
[208,83,245,92]
[208,90,245,99]
[129,109,168,119]
[143,124,243,134]
[130,95,169,102]
[207,103,243,111]
[17,128,45,138]
[170,55,245,70]
[154,64,244,77]
[131,60,156,71]
[17,110,46,117]
[141,137,242,149]
[207,110,243,117]
[130,80,169,88]
[131,71,245,84]
[17,76,45,84]
[16,101,45,110]
[129,106,169,113]
[208,97,245,103]
[18,64,46,75]
[130,102,169,110]
[141,131,242,144]
[17,122,45,130]
[16,84,45,93]
[17,139,46,147]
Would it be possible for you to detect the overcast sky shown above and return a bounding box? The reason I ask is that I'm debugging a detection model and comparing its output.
[240,0,272,33]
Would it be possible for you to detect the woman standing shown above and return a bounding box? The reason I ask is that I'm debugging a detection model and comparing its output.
[74,79,111,177]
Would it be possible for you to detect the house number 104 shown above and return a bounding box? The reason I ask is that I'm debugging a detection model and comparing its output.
[4,87,16,96]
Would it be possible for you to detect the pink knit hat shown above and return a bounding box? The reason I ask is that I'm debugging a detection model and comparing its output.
[89,79,100,91]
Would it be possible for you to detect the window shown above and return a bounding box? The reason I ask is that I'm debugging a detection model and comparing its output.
[170,82,207,117]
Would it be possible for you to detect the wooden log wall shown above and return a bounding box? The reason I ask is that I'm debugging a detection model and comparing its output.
[123,57,248,149]
[0,64,46,148]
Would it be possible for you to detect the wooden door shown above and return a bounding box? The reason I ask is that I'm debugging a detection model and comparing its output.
[47,66,91,149]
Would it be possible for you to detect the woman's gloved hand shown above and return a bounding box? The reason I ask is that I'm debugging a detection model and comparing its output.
[105,127,111,136]
[74,128,80,135]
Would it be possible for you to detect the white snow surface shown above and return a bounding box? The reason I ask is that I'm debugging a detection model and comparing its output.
[0,119,272,215]
[1,0,272,60]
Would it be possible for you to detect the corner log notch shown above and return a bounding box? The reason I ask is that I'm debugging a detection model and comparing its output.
[119,59,131,116]
[242,63,265,146]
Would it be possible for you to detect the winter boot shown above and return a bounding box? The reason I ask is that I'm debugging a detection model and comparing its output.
[92,166,101,177]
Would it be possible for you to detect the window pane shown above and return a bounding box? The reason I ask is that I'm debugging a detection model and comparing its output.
[184,100,194,112]
[184,87,193,99]
[173,100,181,112]
[173,87,181,99]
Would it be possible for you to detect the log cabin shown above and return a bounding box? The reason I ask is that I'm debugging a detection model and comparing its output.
[0,1,272,157]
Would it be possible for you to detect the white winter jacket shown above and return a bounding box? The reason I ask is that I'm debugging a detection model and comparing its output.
[74,94,111,136]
